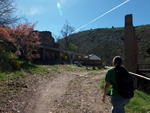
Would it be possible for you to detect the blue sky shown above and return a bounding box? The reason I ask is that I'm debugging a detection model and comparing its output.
[16,0,150,39]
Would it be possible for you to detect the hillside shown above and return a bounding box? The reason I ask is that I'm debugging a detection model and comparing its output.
[58,25,150,65]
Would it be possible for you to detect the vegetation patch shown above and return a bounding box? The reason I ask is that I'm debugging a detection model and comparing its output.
[59,25,150,65]
[59,64,87,72]
[0,61,59,112]
[100,77,150,112]
[125,90,150,113]
[100,77,111,95]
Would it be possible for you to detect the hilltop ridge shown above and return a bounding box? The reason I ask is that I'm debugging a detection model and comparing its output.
[58,25,150,65]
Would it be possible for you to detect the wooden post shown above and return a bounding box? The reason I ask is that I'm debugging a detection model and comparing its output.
[59,51,61,63]
[43,48,46,61]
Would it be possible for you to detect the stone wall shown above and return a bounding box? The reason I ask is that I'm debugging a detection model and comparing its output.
[39,31,55,46]
[37,31,60,64]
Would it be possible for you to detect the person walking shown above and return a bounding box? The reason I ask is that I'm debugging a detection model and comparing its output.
[102,56,134,113]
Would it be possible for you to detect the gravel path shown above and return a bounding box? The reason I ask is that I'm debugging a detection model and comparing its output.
[4,69,111,113]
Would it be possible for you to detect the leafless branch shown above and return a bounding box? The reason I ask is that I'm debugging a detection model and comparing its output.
[0,0,19,26]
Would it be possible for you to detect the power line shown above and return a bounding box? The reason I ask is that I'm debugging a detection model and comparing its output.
[71,0,130,34]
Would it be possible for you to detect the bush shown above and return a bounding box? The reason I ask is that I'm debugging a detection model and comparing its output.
[0,46,20,72]
[0,23,41,62]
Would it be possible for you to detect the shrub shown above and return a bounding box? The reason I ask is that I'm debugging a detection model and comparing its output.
[0,43,20,72]
[0,22,41,62]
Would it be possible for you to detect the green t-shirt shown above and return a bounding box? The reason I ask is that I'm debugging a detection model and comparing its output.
[105,68,119,96]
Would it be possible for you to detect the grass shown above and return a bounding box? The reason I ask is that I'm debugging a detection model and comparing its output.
[0,61,57,111]
[0,61,52,82]
[20,61,50,76]
[0,63,105,111]
[100,77,111,95]
[86,66,104,71]
[125,90,150,113]
[87,72,97,76]
[52,64,87,72]
[0,71,25,82]
[100,77,150,112]
[0,63,90,83]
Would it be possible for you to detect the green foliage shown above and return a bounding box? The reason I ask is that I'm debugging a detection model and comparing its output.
[49,64,87,72]
[0,71,25,82]
[100,77,111,95]
[0,73,8,81]
[0,44,20,72]
[68,43,78,52]
[60,64,86,72]
[100,77,150,112]
[19,61,50,76]
[125,90,150,112]
[0,23,40,62]
[146,47,150,55]
[59,25,150,65]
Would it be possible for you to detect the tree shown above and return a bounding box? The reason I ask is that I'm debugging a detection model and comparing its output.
[0,0,19,26]
[53,34,61,42]
[60,20,75,50]
[0,22,41,61]
[68,43,77,52]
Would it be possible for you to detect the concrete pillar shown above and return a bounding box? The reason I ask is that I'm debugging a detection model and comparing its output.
[124,14,138,73]
[124,14,138,88]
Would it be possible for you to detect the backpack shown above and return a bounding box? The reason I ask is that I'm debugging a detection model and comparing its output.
[115,67,134,98]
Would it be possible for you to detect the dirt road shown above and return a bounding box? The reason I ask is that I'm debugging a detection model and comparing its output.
[5,68,111,113]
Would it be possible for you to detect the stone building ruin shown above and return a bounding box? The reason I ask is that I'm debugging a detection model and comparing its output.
[37,31,60,64]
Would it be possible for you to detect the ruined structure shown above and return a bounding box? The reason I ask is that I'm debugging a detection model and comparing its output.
[124,14,138,73]
[124,15,150,91]
[39,31,56,46]
[37,31,60,64]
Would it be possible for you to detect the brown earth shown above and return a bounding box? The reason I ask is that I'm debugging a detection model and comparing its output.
[3,67,111,113]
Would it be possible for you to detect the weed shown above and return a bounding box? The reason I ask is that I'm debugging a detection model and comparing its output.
[15,87,19,90]
[66,101,71,106]
[125,90,150,112]
[65,92,71,95]
[58,71,61,74]
[1,99,7,103]
[20,61,50,76]
[0,107,3,112]
[75,104,81,109]
[87,72,97,76]
[100,77,111,95]
[61,64,87,72]
[54,99,58,102]
[100,77,150,112]
[0,73,8,81]
[11,71,25,79]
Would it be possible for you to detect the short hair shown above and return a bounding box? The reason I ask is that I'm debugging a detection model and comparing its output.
[113,56,122,66]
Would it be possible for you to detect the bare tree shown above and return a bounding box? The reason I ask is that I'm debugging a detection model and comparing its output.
[0,0,19,26]
[53,34,61,42]
[60,20,75,50]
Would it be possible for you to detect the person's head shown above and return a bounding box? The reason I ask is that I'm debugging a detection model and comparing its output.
[113,56,122,67]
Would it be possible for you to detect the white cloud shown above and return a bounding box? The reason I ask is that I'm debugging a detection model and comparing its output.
[59,0,77,7]
[59,0,69,5]
[20,6,45,16]
[29,7,39,15]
